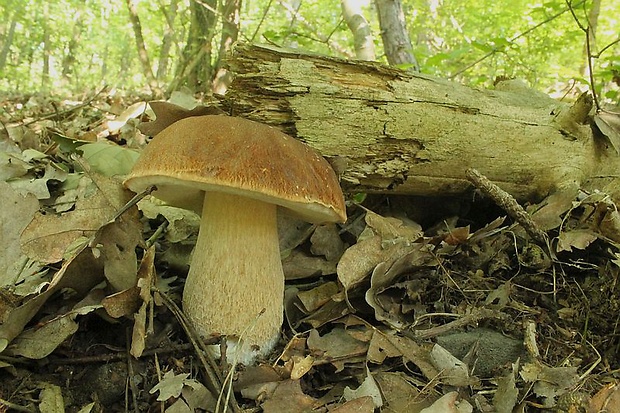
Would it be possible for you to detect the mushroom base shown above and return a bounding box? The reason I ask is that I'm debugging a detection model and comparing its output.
[182,192,284,365]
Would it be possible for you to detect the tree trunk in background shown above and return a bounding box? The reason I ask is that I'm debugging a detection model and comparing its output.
[221,44,619,205]
[212,0,242,94]
[374,0,418,72]
[41,2,50,89]
[125,0,159,94]
[62,10,84,83]
[341,0,376,61]
[157,0,179,81]
[580,0,601,77]
[170,0,217,93]
[0,11,17,73]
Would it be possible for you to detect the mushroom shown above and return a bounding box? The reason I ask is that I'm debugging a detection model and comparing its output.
[124,115,346,364]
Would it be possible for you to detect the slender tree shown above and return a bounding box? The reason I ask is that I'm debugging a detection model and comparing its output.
[157,0,179,81]
[374,0,418,71]
[125,0,159,93]
[580,0,601,77]
[41,2,51,88]
[62,9,84,84]
[212,0,242,94]
[170,0,217,93]
[0,5,20,73]
[341,0,376,61]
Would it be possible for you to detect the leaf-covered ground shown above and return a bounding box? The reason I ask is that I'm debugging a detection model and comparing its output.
[1,90,620,412]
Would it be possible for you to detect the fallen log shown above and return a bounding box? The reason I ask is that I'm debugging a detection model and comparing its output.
[221,44,619,205]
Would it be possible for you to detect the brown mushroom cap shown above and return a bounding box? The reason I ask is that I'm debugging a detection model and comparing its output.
[124,115,346,223]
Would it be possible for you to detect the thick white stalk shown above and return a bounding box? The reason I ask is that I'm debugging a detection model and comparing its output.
[182,192,283,364]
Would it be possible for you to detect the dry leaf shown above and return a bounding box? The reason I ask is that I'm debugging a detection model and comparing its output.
[493,362,519,413]
[520,362,579,407]
[365,243,436,329]
[556,229,598,252]
[343,367,383,408]
[588,383,620,413]
[0,239,105,353]
[310,223,345,261]
[283,249,337,280]
[130,246,156,357]
[430,344,473,387]
[367,329,402,364]
[0,181,40,289]
[420,392,473,413]
[21,173,135,264]
[139,101,223,137]
[374,371,435,413]
[260,380,317,413]
[6,289,102,359]
[331,396,375,412]
[297,282,339,312]
[307,328,368,371]
[338,210,423,292]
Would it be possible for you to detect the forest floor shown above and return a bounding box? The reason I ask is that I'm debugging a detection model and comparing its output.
[1,89,620,413]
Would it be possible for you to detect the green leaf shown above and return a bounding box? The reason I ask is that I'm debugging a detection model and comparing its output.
[78,142,140,177]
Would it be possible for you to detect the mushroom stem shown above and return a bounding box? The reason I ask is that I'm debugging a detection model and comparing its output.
[182,191,283,364]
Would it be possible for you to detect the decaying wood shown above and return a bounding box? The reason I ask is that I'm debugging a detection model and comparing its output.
[222,44,619,203]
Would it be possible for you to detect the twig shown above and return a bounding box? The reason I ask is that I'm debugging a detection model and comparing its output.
[126,329,140,413]
[110,186,155,224]
[0,398,35,413]
[43,342,214,365]
[19,85,108,126]
[154,288,241,413]
[405,308,509,340]
[450,1,585,79]
[565,0,600,111]
[465,168,548,246]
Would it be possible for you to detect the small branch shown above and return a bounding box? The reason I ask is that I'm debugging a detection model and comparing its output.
[450,0,585,79]
[155,289,241,413]
[465,168,548,246]
[0,398,35,413]
[406,308,509,340]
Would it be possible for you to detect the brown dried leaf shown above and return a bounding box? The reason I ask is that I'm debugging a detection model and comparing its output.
[310,223,345,261]
[330,396,375,413]
[0,181,40,290]
[130,246,156,357]
[260,380,317,413]
[374,371,435,413]
[556,229,598,253]
[343,367,383,408]
[588,383,620,413]
[283,249,337,280]
[307,328,368,370]
[383,333,439,381]
[0,236,105,353]
[365,244,436,329]
[139,102,224,137]
[419,392,473,413]
[297,281,339,313]
[594,109,620,155]
[21,173,133,264]
[337,210,423,291]
[367,330,402,364]
[520,362,579,407]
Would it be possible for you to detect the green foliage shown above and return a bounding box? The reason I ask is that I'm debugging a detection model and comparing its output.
[0,0,618,100]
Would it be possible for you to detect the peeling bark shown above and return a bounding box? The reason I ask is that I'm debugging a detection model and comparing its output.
[222,44,619,203]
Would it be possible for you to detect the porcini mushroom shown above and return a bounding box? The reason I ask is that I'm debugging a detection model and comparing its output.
[124,115,346,364]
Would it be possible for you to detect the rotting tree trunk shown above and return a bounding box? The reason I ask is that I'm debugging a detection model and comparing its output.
[222,44,619,204]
